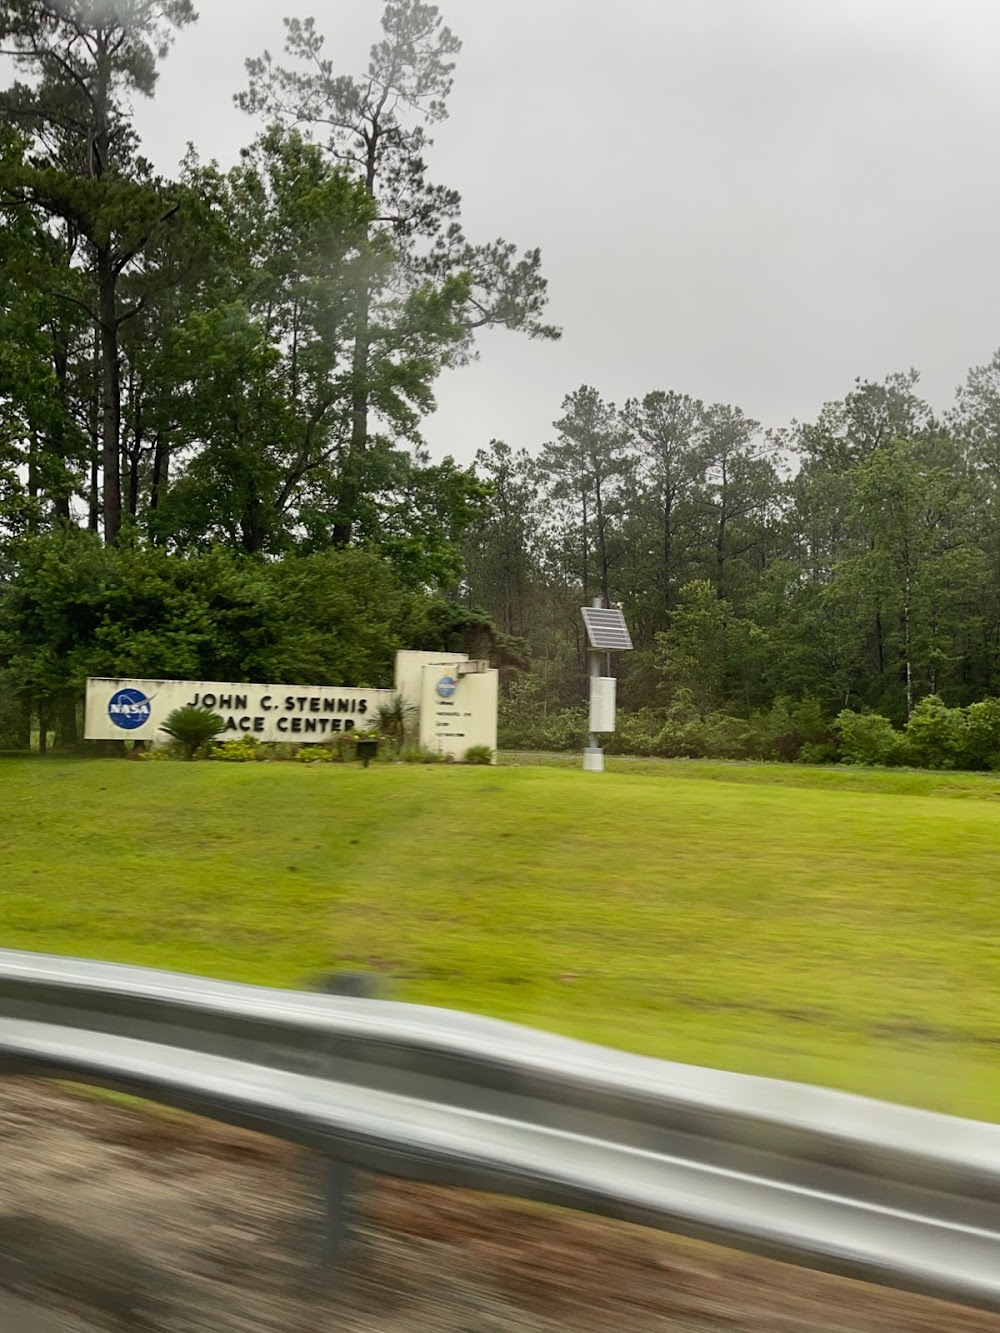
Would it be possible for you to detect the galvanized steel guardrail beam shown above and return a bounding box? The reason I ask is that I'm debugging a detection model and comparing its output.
[0,948,998,1313]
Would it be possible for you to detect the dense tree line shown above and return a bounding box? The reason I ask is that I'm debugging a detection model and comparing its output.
[464,366,1000,766]
[5,3,1000,769]
[0,0,555,746]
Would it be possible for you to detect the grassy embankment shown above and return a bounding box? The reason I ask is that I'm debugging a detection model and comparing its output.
[3,754,1000,1119]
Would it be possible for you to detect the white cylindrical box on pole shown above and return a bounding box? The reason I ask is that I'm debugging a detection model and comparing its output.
[589,676,617,734]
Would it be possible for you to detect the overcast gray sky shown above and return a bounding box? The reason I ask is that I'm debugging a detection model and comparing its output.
[134,0,1000,463]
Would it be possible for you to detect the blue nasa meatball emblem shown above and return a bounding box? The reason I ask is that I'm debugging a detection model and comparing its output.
[436,675,458,700]
[108,688,152,731]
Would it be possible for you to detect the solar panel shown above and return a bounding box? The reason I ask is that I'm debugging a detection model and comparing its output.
[582,606,634,651]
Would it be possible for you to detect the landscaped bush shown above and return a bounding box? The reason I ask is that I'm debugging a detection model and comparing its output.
[295,745,335,763]
[211,736,266,763]
[327,732,361,762]
[133,744,175,761]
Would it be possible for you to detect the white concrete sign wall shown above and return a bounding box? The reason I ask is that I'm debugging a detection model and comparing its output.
[418,661,499,760]
[85,677,394,745]
[393,650,469,709]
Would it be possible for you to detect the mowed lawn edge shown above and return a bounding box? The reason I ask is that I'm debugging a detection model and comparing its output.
[2,756,999,1120]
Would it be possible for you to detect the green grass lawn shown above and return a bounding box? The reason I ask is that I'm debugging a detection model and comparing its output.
[3,754,1000,1120]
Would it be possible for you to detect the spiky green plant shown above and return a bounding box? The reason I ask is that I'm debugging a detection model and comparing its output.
[160,705,226,761]
[372,693,417,753]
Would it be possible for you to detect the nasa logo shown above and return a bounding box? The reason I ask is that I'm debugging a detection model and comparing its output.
[436,675,458,700]
[108,688,152,732]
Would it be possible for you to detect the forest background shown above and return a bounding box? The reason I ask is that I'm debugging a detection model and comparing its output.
[4,0,1000,771]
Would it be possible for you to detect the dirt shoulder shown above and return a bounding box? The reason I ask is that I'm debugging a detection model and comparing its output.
[1,1081,997,1333]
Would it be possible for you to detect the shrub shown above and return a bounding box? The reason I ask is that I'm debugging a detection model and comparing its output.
[159,705,226,761]
[689,711,753,759]
[464,745,493,765]
[269,742,302,761]
[295,745,335,764]
[792,698,837,764]
[793,697,832,745]
[799,740,839,765]
[541,707,588,751]
[497,674,547,746]
[500,690,1000,771]
[963,697,1000,770]
[605,709,662,757]
[327,732,361,762]
[133,744,175,762]
[743,699,799,761]
[499,706,587,753]
[834,710,905,766]
[295,733,372,762]
[653,709,750,760]
[211,736,265,763]
[904,695,967,769]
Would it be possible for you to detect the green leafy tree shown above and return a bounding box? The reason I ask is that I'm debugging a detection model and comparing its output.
[964,698,1000,770]
[834,709,906,766]
[950,348,1000,697]
[540,386,631,606]
[0,129,98,534]
[0,532,442,749]
[621,390,705,634]
[904,695,966,769]
[239,0,558,545]
[789,371,935,702]
[655,579,763,715]
[845,436,981,717]
[692,403,782,603]
[0,0,196,544]
[361,453,489,591]
[461,440,540,640]
[152,129,480,571]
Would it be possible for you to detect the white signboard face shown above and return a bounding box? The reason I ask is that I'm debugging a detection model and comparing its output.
[417,663,499,760]
[394,649,468,707]
[85,677,395,745]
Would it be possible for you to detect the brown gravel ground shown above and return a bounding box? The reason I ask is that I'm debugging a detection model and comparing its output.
[1,1081,998,1333]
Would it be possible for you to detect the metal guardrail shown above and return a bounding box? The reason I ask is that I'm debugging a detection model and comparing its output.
[0,948,999,1312]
